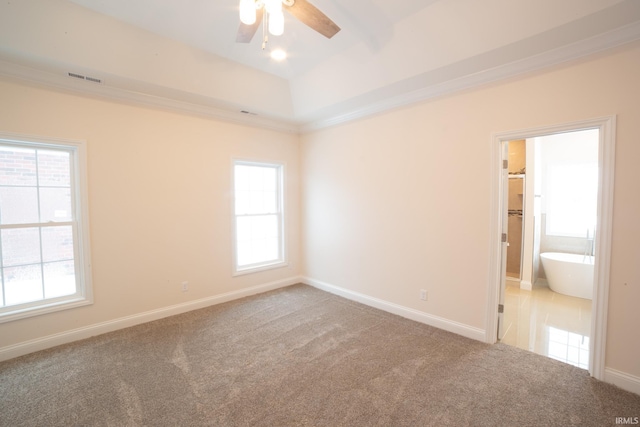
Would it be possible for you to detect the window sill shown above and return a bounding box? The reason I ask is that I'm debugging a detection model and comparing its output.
[233,261,288,277]
[0,297,93,324]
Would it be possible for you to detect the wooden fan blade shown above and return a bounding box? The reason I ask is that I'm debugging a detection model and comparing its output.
[236,7,264,43]
[284,0,340,39]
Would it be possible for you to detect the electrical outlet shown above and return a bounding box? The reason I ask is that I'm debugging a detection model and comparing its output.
[420,289,428,301]
[181,281,189,292]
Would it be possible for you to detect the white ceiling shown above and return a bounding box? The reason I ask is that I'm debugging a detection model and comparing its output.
[1,0,640,131]
[68,0,438,80]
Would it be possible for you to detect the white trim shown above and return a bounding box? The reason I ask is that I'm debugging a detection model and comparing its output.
[0,132,93,323]
[302,276,486,342]
[519,280,532,291]
[2,21,639,135]
[0,59,300,135]
[592,115,617,381]
[0,276,301,362]
[231,159,287,276]
[486,116,616,382]
[300,22,640,133]
[604,368,640,396]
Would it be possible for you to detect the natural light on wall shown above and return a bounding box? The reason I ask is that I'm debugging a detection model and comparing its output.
[233,160,285,274]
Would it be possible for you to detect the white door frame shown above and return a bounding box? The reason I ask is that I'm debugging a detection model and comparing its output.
[486,115,616,380]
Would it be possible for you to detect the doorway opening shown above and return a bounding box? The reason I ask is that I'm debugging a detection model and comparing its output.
[487,116,616,381]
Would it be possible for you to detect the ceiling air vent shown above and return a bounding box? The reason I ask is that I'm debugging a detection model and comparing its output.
[67,72,103,84]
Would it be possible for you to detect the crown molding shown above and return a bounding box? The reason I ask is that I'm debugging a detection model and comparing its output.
[2,20,639,136]
[300,21,640,133]
[0,58,301,134]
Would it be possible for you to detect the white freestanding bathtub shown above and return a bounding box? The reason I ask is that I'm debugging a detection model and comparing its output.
[540,252,594,300]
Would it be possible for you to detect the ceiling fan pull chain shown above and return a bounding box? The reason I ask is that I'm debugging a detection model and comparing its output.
[262,11,268,50]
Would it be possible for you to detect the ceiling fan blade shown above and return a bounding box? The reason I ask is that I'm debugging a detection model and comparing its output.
[284,0,341,39]
[236,7,264,43]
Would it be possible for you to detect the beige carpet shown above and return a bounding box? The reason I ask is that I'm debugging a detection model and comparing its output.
[1,284,639,426]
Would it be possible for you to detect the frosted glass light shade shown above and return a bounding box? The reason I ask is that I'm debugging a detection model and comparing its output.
[269,10,284,36]
[239,0,256,25]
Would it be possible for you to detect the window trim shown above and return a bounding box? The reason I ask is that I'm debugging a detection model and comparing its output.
[231,158,287,276]
[0,133,93,323]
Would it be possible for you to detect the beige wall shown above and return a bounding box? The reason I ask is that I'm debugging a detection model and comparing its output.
[1,40,638,386]
[301,42,640,378]
[0,80,301,348]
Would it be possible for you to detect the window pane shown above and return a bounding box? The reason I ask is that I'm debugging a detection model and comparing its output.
[39,187,72,222]
[233,162,283,272]
[0,138,89,320]
[262,168,277,191]
[37,150,71,187]
[263,191,277,213]
[251,238,267,264]
[254,214,277,239]
[236,215,279,267]
[1,228,41,267]
[236,216,251,242]
[237,190,278,215]
[249,191,265,214]
[3,264,43,306]
[235,190,251,215]
[236,239,252,267]
[0,187,39,224]
[0,146,37,186]
[249,166,265,191]
[42,226,74,262]
[235,165,251,191]
[43,260,76,299]
[264,237,279,261]
[264,215,279,238]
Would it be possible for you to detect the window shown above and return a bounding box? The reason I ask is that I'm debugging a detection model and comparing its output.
[546,163,598,238]
[233,160,285,274]
[541,128,600,238]
[0,136,92,322]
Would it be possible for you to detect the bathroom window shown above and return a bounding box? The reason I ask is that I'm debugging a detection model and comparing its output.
[232,160,286,275]
[0,136,92,323]
[546,163,598,238]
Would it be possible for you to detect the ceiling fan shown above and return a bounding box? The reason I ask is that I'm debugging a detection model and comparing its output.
[237,0,341,44]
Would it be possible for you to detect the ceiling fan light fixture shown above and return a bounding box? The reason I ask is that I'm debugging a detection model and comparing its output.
[239,0,257,25]
[236,0,340,47]
[268,10,284,36]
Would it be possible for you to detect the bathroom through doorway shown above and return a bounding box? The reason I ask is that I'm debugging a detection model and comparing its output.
[488,116,616,381]
[502,129,597,370]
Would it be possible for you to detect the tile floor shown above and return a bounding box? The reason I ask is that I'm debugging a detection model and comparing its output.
[500,280,592,369]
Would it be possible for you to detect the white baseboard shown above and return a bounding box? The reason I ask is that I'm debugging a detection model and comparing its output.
[520,280,532,291]
[302,276,486,342]
[0,276,301,362]
[604,368,640,396]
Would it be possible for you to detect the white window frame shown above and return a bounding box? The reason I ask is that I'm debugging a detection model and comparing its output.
[0,133,93,323]
[232,159,286,276]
